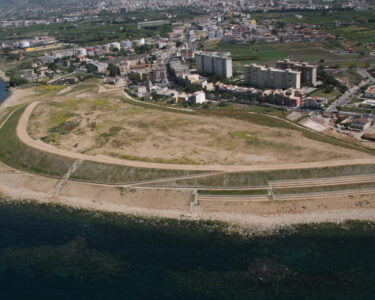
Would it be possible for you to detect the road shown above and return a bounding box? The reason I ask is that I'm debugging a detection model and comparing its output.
[357,68,375,84]
[325,82,364,113]
[325,68,375,113]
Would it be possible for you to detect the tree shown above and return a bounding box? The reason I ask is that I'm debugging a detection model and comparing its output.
[9,77,28,87]
[128,72,142,85]
[87,64,98,73]
[47,62,58,72]
[107,64,120,77]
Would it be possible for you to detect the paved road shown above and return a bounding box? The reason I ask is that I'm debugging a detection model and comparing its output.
[17,102,375,172]
[357,68,375,84]
[325,83,364,113]
[325,69,375,113]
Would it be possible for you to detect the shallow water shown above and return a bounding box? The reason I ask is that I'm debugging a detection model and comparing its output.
[0,200,374,300]
[0,80,9,104]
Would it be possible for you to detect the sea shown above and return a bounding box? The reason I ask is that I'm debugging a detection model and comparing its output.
[0,79,9,104]
[0,200,374,300]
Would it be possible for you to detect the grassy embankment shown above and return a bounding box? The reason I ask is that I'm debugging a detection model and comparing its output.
[0,107,205,183]
[197,183,375,196]
[274,182,375,195]
[156,165,375,187]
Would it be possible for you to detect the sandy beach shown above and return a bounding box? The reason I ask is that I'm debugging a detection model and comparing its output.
[0,86,35,109]
[1,162,375,231]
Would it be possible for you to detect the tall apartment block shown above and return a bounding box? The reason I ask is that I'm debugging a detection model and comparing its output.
[195,51,233,78]
[276,59,317,86]
[244,64,301,90]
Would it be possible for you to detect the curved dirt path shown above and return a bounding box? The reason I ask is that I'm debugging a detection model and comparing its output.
[17,101,375,172]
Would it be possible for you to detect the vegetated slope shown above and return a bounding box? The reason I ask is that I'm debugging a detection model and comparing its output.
[157,165,375,187]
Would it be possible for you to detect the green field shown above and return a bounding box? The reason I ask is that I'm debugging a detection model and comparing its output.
[0,8,203,45]
[309,87,342,100]
[204,41,372,71]
[252,9,375,43]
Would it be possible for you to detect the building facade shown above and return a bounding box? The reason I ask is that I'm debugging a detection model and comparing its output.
[276,59,317,86]
[196,51,233,78]
[244,64,301,89]
[364,86,375,99]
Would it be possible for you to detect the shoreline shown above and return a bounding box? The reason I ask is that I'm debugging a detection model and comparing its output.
[0,68,9,82]
[0,85,34,109]
[0,68,11,107]
[2,194,375,235]
[0,169,375,232]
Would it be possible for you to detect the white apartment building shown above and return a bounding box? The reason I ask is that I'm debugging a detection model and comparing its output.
[276,59,317,86]
[244,64,301,89]
[196,51,233,78]
[190,91,206,104]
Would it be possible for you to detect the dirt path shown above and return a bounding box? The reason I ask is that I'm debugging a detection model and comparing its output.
[17,101,375,172]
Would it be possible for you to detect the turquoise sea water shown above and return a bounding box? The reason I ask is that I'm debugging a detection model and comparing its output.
[0,80,9,104]
[0,200,374,300]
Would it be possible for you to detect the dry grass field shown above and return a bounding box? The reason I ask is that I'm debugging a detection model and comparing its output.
[28,83,370,165]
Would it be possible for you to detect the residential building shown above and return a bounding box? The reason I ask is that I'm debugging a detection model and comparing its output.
[189,91,206,104]
[244,64,301,89]
[195,51,233,78]
[276,59,317,86]
[364,86,375,99]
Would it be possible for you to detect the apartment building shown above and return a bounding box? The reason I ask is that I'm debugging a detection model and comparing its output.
[195,51,233,78]
[276,59,317,86]
[244,64,301,89]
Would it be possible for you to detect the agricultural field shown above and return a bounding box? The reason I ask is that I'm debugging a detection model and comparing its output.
[204,41,374,71]
[28,82,372,166]
[252,9,375,43]
[0,8,203,45]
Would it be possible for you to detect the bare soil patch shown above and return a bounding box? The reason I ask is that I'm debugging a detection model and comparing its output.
[28,84,370,165]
